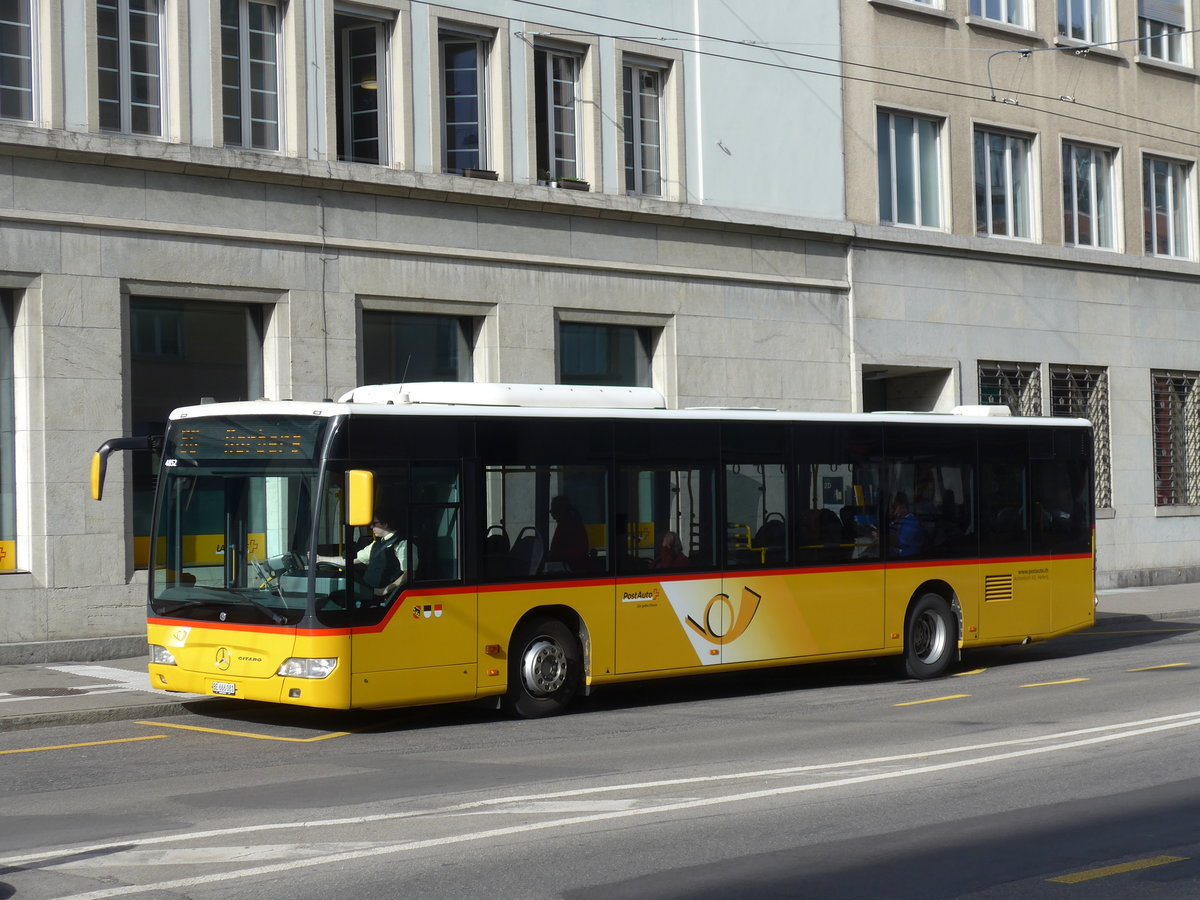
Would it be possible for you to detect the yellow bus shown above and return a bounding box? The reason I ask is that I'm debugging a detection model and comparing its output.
[92,382,1095,718]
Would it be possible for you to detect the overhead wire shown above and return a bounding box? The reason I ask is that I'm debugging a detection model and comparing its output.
[508,0,1200,151]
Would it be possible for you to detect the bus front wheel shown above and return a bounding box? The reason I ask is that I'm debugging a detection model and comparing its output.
[903,593,956,679]
[503,616,581,718]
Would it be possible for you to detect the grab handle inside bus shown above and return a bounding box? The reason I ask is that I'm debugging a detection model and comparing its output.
[91,436,158,501]
[346,469,375,527]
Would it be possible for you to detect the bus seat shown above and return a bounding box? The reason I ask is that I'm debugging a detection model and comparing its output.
[510,527,544,576]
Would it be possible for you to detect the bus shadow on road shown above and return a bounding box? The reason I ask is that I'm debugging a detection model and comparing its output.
[163,616,1196,735]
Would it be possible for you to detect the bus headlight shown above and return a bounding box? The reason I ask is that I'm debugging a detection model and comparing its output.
[277,657,338,679]
[149,645,177,666]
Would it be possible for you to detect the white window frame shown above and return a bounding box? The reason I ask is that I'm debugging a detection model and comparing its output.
[622,59,666,196]
[535,45,583,182]
[0,0,35,122]
[220,0,281,152]
[970,0,1029,28]
[877,109,944,230]
[1062,141,1117,249]
[1138,0,1187,63]
[97,0,164,136]
[1058,0,1109,43]
[1144,155,1192,259]
[439,28,491,174]
[975,127,1034,239]
[1152,370,1200,507]
[335,11,389,165]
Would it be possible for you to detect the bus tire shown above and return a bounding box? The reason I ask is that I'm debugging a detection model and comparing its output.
[502,616,581,718]
[903,592,956,679]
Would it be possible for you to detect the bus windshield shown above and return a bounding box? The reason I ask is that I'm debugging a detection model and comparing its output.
[148,416,331,626]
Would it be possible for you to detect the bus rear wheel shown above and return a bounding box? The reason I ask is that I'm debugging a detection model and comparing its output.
[503,616,581,718]
[904,593,956,679]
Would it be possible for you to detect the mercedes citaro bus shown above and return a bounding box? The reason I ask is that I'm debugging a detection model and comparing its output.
[92,382,1095,717]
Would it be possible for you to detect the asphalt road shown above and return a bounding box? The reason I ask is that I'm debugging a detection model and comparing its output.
[2,616,1198,899]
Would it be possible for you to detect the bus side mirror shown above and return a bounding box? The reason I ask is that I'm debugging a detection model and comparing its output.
[91,436,157,501]
[346,469,375,527]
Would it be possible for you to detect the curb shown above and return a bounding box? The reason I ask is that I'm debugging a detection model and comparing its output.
[2,700,197,733]
[1095,609,1200,626]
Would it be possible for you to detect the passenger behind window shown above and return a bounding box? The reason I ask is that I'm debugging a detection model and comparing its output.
[546,495,593,573]
[888,493,923,558]
[653,530,689,569]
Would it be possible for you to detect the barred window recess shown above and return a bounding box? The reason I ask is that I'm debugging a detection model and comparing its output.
[1152,370,1200,506]
[1050,365,1111,507]
[979,361,1041,416]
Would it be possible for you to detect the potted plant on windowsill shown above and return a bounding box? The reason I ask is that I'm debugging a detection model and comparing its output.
[552,176,590,191]
[537,169,552,186]
[462,167,498,180]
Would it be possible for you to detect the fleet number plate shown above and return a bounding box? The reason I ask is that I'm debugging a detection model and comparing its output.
[211,681,237,696]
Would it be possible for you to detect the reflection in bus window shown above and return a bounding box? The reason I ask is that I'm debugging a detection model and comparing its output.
[618,465,716,572]
[725,462,787,567]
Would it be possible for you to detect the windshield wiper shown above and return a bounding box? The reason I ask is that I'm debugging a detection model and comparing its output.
[228,588,288,625]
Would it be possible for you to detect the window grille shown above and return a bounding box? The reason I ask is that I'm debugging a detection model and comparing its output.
[1152,370,1200,506]
[1050,365,1110,507]
[979,361,1041,416]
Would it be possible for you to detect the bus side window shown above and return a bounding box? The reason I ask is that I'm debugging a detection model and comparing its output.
[725,463,788,568]
[618,465,716,573]
[411,463,462,583]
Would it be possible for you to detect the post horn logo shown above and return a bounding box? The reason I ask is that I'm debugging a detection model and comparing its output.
[215,647,231,671]
[685,587,762,645]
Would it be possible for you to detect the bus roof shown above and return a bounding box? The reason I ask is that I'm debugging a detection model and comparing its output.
[167,383,1092,430]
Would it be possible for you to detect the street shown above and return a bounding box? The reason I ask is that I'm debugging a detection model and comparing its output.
[2,615,1198,899]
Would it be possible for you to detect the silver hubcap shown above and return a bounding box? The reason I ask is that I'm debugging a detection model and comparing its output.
[520,638,568,696]
[914,609,948,663]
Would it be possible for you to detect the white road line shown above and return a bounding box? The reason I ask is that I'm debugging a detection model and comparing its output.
[20,710,1200,900]
[6,709,1200,870]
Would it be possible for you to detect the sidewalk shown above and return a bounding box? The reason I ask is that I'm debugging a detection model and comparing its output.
[2,583,1198,733]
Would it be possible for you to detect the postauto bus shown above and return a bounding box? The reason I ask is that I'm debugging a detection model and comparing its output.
[91,382,1095,718]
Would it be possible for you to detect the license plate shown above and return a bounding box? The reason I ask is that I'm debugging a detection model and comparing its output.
[211,681,237,696]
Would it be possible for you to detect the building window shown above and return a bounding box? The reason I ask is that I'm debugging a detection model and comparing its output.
[129,298,265,567]
[220,0,280,151]
[1050,365,1110,507]
[1139,0,1186,63]
[1144,156,1191,258]
[877,110,942,229]
[979,361,1042,415]
[1058,0,1108,42]
[535,48,581,182]
[0,0,34,121]
[0,291,15,571]
[970,0,1028,28]
[1152,370,1200,506]
[622,63,663,196]
[440,31,489,174]
[362,311,474,384]
[1063,142,1116,249]
[335,13,388,164]
[975,128,1033,239]
[97,0,162,136]
[559,322,653,387]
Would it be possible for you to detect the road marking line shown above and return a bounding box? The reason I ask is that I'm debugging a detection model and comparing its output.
[0,735,167,756]
[952,668,987,677]
[1020,678,1089,688]
[894,694,970,706]
[8,710,1200,880]
[138,720,355,743]
[45,713,1200,900]
[1128,663,1191,672]
[1048,855,1188,883]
